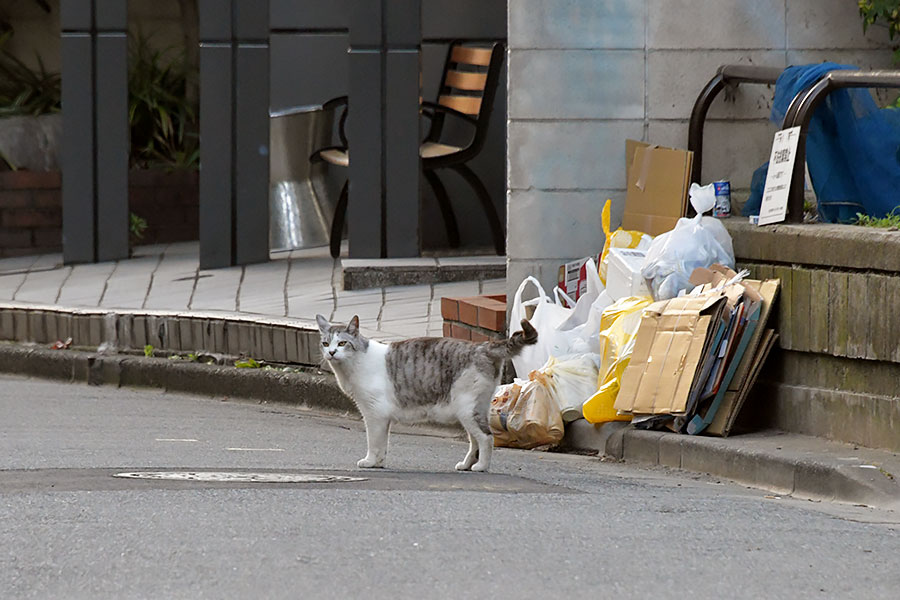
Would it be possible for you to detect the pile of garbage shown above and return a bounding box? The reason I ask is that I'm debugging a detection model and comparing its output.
[491,190,780,449]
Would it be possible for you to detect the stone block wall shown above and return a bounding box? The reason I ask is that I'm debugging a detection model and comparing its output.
[724,219,900,452]
[507,0,897,297]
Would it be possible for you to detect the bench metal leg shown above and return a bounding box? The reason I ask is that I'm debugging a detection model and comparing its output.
[423,169,460,249]
[331,180,349,259]
[450,164,505,256]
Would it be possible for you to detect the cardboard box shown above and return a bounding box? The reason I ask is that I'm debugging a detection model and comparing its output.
[557,255,600,306]
[606,247,650,301]
[623,140,693,237]
[558,258,588,305]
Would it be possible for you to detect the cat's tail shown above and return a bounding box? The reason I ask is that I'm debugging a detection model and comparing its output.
[496,318,538,357]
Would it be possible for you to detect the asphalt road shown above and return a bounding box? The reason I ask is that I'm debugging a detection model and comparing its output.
[1,375,898,600]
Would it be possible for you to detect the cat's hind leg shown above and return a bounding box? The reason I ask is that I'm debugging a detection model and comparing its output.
[455,431,479,471]
[358,416,390,468]
[456,407,493,472]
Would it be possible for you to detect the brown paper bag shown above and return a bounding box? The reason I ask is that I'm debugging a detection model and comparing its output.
[490,380,565,449]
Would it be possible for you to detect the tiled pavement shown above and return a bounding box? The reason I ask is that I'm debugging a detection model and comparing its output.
[0,242,506,341]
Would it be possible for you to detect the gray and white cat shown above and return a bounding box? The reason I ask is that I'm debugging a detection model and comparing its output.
[316,314,538,472]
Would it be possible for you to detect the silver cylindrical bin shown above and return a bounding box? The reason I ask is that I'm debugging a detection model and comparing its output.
[269,106,340,251]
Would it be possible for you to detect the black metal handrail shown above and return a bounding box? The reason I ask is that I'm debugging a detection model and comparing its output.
[781,70,900,222]
[688,64,784,185]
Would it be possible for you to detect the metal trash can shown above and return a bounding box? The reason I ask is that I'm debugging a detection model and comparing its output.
[269,106,340,251]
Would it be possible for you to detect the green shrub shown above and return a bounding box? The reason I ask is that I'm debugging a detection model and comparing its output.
[859,1,900,61]
[127,31,199,170]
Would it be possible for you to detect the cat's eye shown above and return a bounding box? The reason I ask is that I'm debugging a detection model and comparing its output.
[322,341,328,347]
[338,341,348,347]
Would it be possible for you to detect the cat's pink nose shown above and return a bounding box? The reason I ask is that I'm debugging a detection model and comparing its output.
[329,349,337,357]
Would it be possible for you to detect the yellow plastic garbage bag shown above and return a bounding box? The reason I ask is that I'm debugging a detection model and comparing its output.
[582,295,651,424]
[490,380,565,449]
[599,199,653,286]
[595,296,652,381]
[583,379,626,423]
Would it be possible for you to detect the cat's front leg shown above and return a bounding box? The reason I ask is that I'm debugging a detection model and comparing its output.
[358,416,390,468]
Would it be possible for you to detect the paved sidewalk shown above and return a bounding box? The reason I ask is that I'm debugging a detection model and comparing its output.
[0,242,505,341]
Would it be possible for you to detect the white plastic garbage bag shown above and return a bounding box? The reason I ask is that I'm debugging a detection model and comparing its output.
[509,261,612,377]
[640,183,735,301]
[529,354,600,423]
[508,277,572,377]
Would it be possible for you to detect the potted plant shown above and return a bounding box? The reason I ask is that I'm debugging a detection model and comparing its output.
[0,1,60,172]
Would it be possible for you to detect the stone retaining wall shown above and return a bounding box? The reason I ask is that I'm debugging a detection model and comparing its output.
[724,218,900,452]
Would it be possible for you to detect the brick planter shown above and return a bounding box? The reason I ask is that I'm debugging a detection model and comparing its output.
[441,295,507,342]
[129,169,199,246]
[0,169,198,258]
[0,171,62,258]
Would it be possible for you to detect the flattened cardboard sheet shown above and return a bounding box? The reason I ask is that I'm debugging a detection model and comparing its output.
[707,279,780,436]
[615,292,726,415]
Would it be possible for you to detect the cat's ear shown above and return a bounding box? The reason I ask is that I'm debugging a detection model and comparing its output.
[315,314,329,334]
[347,315,360,335]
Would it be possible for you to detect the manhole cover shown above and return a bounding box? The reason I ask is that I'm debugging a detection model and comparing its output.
[113,471,367,483]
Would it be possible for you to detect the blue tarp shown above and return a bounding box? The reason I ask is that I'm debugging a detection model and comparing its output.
[743,63,900,223]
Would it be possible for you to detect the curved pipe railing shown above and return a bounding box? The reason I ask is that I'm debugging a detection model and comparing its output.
[780,70,900,222]
[688,64,784,185]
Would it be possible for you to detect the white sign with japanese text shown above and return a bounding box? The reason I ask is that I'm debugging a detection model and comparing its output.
[757,126,801,226]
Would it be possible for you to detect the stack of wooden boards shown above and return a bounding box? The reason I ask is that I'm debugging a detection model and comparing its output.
[613,265,780,437]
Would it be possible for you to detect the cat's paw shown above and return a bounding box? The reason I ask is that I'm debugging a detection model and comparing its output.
[357,457,383,469]
[470,461,489,473]
[455,461,472,471]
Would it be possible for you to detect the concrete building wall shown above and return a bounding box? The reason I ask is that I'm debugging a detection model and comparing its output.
[506,0,897,297]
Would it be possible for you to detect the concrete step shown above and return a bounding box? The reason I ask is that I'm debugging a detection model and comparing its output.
[342,256,505,290]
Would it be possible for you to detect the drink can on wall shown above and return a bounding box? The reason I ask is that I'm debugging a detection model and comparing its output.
[713,180,731,218]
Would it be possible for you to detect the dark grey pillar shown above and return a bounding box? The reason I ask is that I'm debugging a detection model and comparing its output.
[346,0,422,258]
[384,0,421,257]
[198,1,232,269]
[198,0,270,269]
[60,0,129,264]
[347,0,386,258]
[234,0,271,266]
[94,0,129,262]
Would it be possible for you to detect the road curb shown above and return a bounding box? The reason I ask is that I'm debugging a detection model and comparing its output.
[563,420,900,510]
[0,342,354,414]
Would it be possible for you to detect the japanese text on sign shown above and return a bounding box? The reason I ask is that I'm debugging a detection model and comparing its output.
[757,127,800,226]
